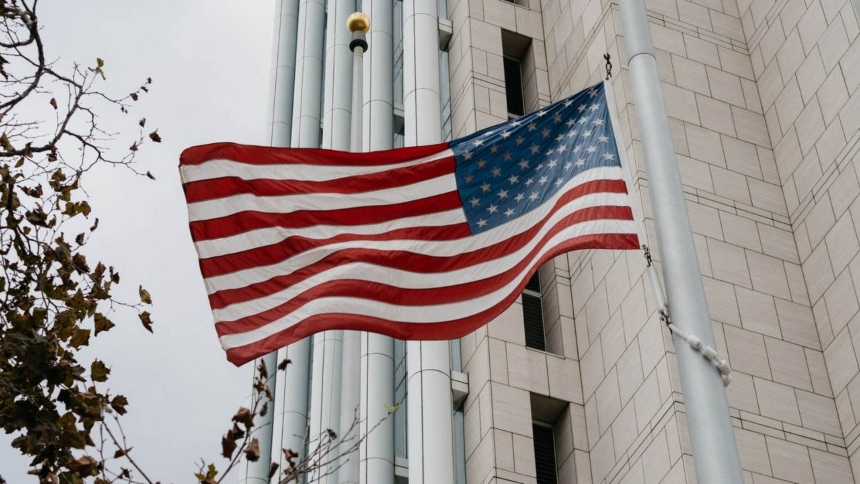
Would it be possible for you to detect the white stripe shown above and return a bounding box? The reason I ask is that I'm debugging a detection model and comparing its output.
[211,218,636,322]
[202,166,627,293]
[194,208,467,259]
[180,148,453,183]
[187,173,457,222]
[217,220,636,349]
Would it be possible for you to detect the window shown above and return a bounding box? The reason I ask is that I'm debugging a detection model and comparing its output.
[503,56,525,117]
[532,423,558,484]
[523,272,545,351]
[530,393,568,484]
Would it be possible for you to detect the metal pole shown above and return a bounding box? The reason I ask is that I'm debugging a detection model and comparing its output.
[618,0,743,481]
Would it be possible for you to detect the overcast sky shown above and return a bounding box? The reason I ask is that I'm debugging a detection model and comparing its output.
[1,1,277,481]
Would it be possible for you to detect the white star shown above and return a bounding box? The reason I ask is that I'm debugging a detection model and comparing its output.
[465,174,473,183]
[583,130,592,137]
[497,189,509,199]
[541,129,551,138]
[508,174,519,185]
[547,160,558,169]
[578,117,589,124]
[545,148,555,156]
[586,145,598,153]
[481,182,491,192]
[556,134,566,142]
[567,130,578,138]
[491,167,502,177]
[469,197,480,207]
[515,193,525,202]
[578,104,587,112]
[477,159,487,168]
[536,163,544,170]
[518,160,529,169]
[591,103,599,111]
[511,119,522,127]
[553,113,563,122]
[473,138,484,147]
[503,152,513,161]
[603,153,615,160]
[556,145,568,153]
[501,131,511,139]
[530,144,540,154]
[528,122,537,131]
[563,99,574,107]
[505,208,515,217]
[566,119,576,127]
[487,204,498,214]
[564,161,573,170]
[598,135,609,143]
[529,192,539,201]
[575,158,586,166]
[525,178,534,186]
[537,110,548,117]
[573,144,582,153]
[555,178,564,186]
[539,176,549,185]
[588,89,597,97]
[515,136,525,146]
[463,151,472,160]
[477,219,488,227]
[593,118,604,126]
[489,144,499,154]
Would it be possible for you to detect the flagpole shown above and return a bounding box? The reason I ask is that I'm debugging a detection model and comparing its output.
[618,0,743,481]
[337,13,369,483]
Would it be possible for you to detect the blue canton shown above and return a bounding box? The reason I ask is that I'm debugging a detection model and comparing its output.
[451,82,622,234]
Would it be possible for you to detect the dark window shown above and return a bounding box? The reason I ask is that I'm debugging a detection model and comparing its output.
[523,272,545,351]
[532,423,558,484]
[503,56,525,117]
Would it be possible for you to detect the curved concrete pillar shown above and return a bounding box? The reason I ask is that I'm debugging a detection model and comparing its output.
[402,0,455,481]
[358,0,395,482]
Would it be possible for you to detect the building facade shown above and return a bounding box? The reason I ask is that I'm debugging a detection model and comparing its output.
[242,0,860,481]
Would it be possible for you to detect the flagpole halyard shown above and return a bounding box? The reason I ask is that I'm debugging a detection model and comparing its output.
[619,0,744,481]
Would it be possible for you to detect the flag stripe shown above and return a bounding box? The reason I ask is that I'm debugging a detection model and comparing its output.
[189,191,464,242]
[194,208,468,259]
[212,211,635,328]
[183,156,455,203]
[186,172,456,222]
[180,143,450,183]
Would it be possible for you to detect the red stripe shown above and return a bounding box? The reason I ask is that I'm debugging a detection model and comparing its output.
[189,191,463,241]
[213,209,636,336]
[180,142,449,167]
[183,156,455,203]
[222,233,640,365]
[199,179,630,278]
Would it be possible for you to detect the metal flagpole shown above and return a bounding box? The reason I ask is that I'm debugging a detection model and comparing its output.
[618,0,744,481]
[338,13,369,483]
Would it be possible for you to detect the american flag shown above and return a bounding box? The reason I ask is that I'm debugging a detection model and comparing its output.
[180,82,639,365]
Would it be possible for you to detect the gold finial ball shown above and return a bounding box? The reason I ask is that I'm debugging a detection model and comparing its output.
[347,12,370,33]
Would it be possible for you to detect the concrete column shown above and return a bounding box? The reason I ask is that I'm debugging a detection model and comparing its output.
[237,353,278,484]
[402,0,455,481]
[358,0,395,482]
[291,0,325,147]
[241,2,301,482]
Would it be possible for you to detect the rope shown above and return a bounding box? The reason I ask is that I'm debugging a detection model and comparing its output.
[642,245,732,387]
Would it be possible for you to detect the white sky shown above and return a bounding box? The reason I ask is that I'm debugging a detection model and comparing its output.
[1,1,277,481]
